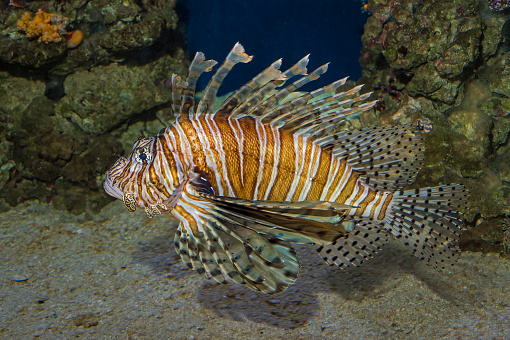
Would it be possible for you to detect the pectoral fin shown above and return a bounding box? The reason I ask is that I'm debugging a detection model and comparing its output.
[173,184,300,294]
[170,168,358,294]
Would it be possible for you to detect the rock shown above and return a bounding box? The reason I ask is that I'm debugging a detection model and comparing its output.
[0,0,187,215]
[10,274,29,282]
[32,323,47,337]
[72,312,99,328]
[0,0,179,72]
[361,0,485,105]
[361,0,510,248]
[407,63,463,104]
[56,54,185,134]
[447,108,492,165]
[0,72,45,114]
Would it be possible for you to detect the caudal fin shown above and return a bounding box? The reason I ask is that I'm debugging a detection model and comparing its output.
[384,184,469,269]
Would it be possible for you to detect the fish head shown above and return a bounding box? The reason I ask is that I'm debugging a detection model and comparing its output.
[104,136,164,214]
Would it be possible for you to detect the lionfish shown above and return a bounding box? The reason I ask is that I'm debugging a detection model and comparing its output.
[104,43,468,294]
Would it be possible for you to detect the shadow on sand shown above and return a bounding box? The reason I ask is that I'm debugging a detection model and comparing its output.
[132,235,473,329]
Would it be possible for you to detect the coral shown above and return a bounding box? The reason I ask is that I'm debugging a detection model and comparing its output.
[0,0,181,72]
[360,0,510,253]
[66,30,83,49]
[17,9,68,44]
[488,0,510,11]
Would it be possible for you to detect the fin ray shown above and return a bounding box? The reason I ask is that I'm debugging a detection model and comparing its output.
[383,184,469,269]
[197,42,253,115]
[179,52,217,116]
[315,220,390,268]
[324,123,426,191]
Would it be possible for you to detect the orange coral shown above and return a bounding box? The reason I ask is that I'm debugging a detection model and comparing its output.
[65,30,83,49]
[17,9,67,44]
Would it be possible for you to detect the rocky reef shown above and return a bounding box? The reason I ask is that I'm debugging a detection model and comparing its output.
[358,0,510,253]
[0,0,180,71]
[0,0,188,214]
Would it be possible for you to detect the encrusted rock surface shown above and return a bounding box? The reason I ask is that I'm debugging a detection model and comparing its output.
[56,53,186,134]
[0,0,179,73]
[0,49,187,214]
[360,0,492,104]
[360,0,510,251]
[0,0,187,214]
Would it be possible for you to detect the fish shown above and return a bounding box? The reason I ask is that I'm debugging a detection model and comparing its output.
[104,43,469,294]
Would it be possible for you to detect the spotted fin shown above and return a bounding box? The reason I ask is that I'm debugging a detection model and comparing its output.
[384,184,469,269]
[174,227,212,280]
[317,185,469,270]
[314,220,389,269]
[322,123,426,191]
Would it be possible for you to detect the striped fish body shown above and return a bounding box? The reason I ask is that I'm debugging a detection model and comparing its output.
[104,43,468,294]
[163,114,391,221]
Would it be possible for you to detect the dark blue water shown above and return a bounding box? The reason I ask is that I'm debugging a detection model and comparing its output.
[179,0,368,94]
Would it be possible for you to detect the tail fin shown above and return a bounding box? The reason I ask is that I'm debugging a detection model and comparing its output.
[384,184,469,269]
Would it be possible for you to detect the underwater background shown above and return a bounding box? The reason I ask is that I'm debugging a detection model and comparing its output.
[1,0,510,338]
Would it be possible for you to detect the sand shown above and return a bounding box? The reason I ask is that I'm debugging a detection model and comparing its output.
[1,201,510,339]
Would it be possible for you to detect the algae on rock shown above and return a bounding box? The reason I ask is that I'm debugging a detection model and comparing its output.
[56,53,186,134]
[361,0,510,252]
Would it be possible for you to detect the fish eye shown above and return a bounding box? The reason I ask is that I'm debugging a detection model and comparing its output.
[135,147,152,164]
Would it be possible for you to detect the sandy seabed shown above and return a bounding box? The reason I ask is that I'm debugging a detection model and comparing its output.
[1,201,510,339]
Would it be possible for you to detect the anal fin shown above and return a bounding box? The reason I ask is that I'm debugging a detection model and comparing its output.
[315,219,389,269]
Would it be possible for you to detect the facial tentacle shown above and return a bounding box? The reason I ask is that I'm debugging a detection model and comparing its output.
[122,192,137,212]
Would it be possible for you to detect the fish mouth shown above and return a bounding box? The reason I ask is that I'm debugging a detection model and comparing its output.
[103,157,129,201]
[103,171,123,200]
[103,174,138,212]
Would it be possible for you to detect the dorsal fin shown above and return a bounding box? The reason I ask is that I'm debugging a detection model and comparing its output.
[229,54,310,119]
[245,61,328,119]
[176,43,376,142]
[276,92,376,137]
[196,42,253,115]
[178,51,217,116]
[323,123,426,191]
[215,58,285,117]
[259,77,349,123]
